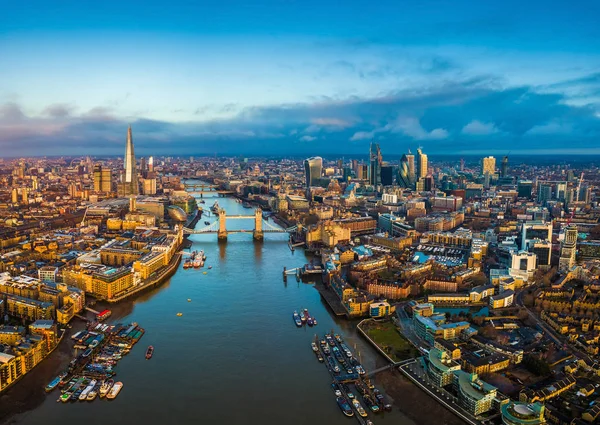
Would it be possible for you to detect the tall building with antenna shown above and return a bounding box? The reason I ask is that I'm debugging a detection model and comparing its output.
[118,126,139,196]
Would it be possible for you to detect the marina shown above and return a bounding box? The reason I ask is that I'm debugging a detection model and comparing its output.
[45,321,145,404]
[312,332,392,424]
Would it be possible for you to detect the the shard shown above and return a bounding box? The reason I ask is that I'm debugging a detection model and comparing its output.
[119,126,138,196]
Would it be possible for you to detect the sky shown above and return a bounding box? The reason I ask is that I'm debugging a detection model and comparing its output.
[1,0,600,157]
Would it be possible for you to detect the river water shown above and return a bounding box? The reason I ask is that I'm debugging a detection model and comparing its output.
[11,189,417,425]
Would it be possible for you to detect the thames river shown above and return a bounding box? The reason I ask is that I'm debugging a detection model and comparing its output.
[8,190,444,425]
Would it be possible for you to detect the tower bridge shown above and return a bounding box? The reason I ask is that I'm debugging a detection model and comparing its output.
[182,208,297,241]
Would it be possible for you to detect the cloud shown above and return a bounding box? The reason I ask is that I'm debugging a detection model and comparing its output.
[0,102,25,121]
[43,103,75,118]
[349,131,374,141]
[461,120,499,135]
[2,75,600,156]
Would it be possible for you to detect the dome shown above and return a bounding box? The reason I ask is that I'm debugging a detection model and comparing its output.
[167,206,187,221]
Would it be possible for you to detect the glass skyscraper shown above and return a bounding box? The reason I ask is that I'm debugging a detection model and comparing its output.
[304,156,323,196]
[119,126,138,196]
[369,142,382,186]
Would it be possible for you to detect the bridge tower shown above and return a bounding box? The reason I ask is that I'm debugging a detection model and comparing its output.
[217,208,227,240]
[253,208,264,241]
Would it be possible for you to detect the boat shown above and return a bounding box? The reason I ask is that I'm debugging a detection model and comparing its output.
[352,399,368,417]
[336,397,354,417]
[187,299,192,302]
[292,311,303,327]
[203,271,207,275]
[307,317,313,327]
[183,260,191,269]
[210,201,220,213]
[45,376,62,392]
[82,348,92,357]
[242,202,252,209]
[204,221,210,225]
[342,383,354,399]
[177,313,183,316]
[79,379,96,401]
[311,342,319,352]
[60,392,71,403]
[208,266,212,269]
[106,381,123,400]
[99,379,114,398]
[86,386,98,401]
[325,334,335,346]
[313,318,317,326]
[316,353,324,362]
[335,334,343,343]
[145,346,154,359]
[363,395,380,413]
[366,420,374,425]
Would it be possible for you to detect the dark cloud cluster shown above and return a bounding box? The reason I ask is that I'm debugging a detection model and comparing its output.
[1,74,599,157]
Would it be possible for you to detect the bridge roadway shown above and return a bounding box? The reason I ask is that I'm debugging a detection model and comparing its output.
[183,229,288,234]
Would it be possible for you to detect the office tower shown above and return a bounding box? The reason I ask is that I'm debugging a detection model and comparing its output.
[119,126,138,196]
[21,188,28,204]
[578,185,591,203]
[336,159,343,169]
[566,170,575,182]
[148,156,154,172]
[555,183,567,200]
[416,148,428,179]
[537,184,552,204]
[481,156,496,175]
[517,180,533,198]
[342,167,352,181]
[11,188,18,204]
[369,142,382,186]
[501,156,508,178]
[93,165,112,193]
[406,152,415,184]
[357,164,368,180]
[521,221,553,251]
[398,154,412,188]
[559,224,578,272]
[31,176,38,190]
[304,156,323,196]
[351,159,358,175]
[460,158,465,172]
[140,157,147,175]
[380,164,393,186]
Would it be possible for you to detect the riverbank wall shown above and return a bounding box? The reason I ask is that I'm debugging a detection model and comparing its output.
[356,319,398,365]
[107,252,182,303]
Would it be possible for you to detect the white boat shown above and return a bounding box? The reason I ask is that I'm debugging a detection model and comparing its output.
[79,379,97,401]
[99,380,114,398]
[311,342,319,352]
[106,381,123,400]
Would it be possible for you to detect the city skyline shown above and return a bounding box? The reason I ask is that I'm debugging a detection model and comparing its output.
[1,1,600,156]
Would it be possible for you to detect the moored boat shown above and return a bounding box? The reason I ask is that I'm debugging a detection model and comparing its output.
[60,392,71,403]
[99,379,114,398]
[352,399,368,417]
[106,381,123,400]
[145,345,154,359]
[307,317,313,326]
[45,376,61,392]
[292,311,302,327]
[311,342,319,352]
[336,397,354,417]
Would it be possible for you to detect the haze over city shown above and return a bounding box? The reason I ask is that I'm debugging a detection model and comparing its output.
[2,0,600,156]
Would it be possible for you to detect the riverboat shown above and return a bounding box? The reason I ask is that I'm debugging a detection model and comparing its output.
[146,346,154,359]
[336,397,354,417]
[106,381,123,400]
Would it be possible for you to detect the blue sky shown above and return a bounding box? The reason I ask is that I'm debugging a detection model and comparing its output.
[1,0,600,156]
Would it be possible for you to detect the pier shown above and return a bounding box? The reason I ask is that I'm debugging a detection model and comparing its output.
[311,332,392,424]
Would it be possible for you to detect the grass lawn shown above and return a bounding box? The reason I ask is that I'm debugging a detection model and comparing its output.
[363,320,418,362]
